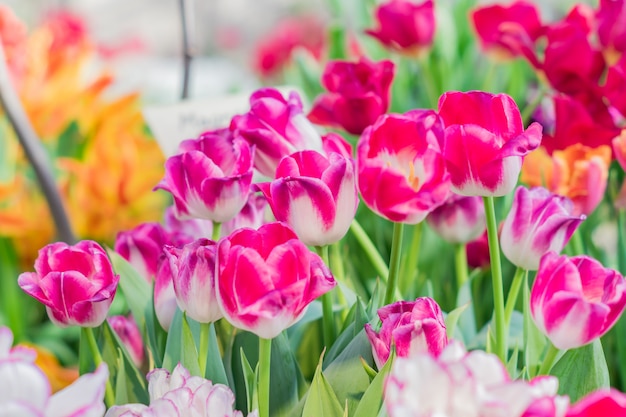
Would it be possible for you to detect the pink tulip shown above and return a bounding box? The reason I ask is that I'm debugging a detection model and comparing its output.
[154,250,179,331]
[384,341,561,416]
[470,0,543,66]
[365,0,435,56]
[364,297,448,369]
[596,0,626,63]
[604,56,626,118]
[231,88,323,178]
[154,130,253,223]
[566,389,626,416]
[438,91,542,196]
[500,186,585,270]
[163,205,213,241]
[258,150,358,246]
[466,231,491,269]
[221,193,269,238]
[106,364,255,417]
[108,315,145,367]
[114,222,184,283]
[357,110,450,223]
[165,239,222,324]
[18,241,119,327]
[1,326,108,417]
[522,376,570,417]
[322,132,354,159]
[216,222,336,339]
[308,57,395,135]
[426,194,486,244]
[530,252,626,350]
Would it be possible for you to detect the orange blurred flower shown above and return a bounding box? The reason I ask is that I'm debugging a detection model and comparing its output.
[21,343,79,393]
[521,144,611,216]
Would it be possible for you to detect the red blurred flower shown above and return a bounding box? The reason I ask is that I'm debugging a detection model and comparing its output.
[466,231,491,269]
[603,55,626,118]
[470,0,543,67]
[596,0,626,65]
[567,389,626,416]
[308,57,395,135]
[252,15,325,79]
[365,0,435,57]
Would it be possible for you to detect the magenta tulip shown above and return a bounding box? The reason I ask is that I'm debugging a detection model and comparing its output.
[231,88,323,178]
[154,250,179,331]
[221,193,268,238]
[365,0,435,56]
[216,222,336,339]
[501,187,585,270]
[357,110,450,223]
[531,252,626,350]
[155,130,253,223]
[596,0,626,63]
[165,238,222,324]
[18,240,119,327]
[108,315,145,367]
[308,57,395,135]
[438,91,542,196]
[426,194,486,244]
[258,150,358,246]
[566,389,626,416]
[364,297,448,369]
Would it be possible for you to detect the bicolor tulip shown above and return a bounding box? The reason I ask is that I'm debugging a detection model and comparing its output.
[357,110,450,223]
[115,222,183,283]
[105,364,255,417]
[221,193,268,238]
[165,238,222,324]
[471,0,543,66]
[154,250,178,331]
[216,222,336,339]
[364,297,448,369]
[500,186,585,270]
[0,326,108,417]
[530,252,626,350]
[258,150,358,246]
[426,194,486,244]
[108,315,145,367]
[155,130,254,223]
[438,91,542,196]
[163,206,213,241]
[384,341,563,417]
[365,0,435,57]
[521,144,611,216]
[566,389,626,416]
[308,57,395,135]
[18,240,119,327]
[231,88,323,178]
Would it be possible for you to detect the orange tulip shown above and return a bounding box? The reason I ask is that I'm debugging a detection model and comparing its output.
[521,144,611,215]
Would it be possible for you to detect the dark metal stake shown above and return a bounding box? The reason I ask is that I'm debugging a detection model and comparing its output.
[0,42,76,244]
[179,0,196,100]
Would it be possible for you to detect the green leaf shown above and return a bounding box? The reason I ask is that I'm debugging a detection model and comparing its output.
[445,302,470,342]
[325,299,369,366]
[302,351,347,417]
[551,339,610,402]
[55,121,86,159]
[523,274,546,378]
[353,351,394,417]
[204,322,229,385]
[107,248,166,367]
[162,308,201,376]
[240,348,258,415]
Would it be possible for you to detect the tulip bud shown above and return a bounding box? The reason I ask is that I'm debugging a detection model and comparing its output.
[108,315,145,367]
[426,195,486,244]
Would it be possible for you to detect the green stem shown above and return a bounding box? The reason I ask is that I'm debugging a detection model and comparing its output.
[416,56,439,108]
[82,327,115,407]
[330,243,349,321]
[384,222,405,305]
[569,229,585,255]
[504,267,527,326]
[212,222,222,241]
[520,85,548,125]
[399,223,423,295]
[483,196,507,362]
[618,210,626,275]
[198,322,210,377]
[538,342,561,375]
[454,243,469,290]
[258,337,272,417]
[349,219,389,281]
[480,59,497,92]
[316,246,336,347]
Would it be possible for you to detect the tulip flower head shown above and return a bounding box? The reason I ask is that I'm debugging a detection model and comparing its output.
[0,326,108,416]
[231,88,323,178]
[18,240,119,328]
[566,389,626,416]
[308,57,395,135]
[501,186,585,270]
[108,315,145,367]
[531,252,626,350]
[365,0,436,57]
[438,90,543,197]
[595,0,626,65]
[216,222,336,339]
[426,194,486,244]
[154,250,179,331]
[365,297,448,369]
[155,130,254,223]
[165,238,222,324]
[258,150,358,246]
[357,110,450,224]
